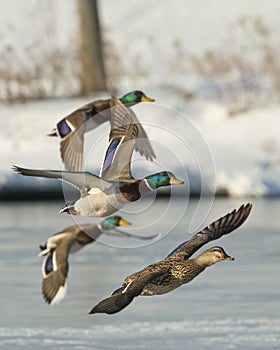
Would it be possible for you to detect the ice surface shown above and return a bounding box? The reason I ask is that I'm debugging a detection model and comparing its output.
[1,197,279,349]
[0,318,279,350]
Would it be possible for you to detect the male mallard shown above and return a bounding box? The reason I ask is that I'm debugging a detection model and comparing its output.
[89,203,252,314]
[39,215,138,305]
[13,97,183,216]
[100,96,155,182]
[48,90,155,171]
[12,165,183,216]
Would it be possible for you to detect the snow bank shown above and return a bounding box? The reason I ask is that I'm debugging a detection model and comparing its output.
[2,0,280,198]
[2,92,280,198]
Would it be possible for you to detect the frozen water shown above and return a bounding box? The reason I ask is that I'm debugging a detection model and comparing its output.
[0,198,279,349]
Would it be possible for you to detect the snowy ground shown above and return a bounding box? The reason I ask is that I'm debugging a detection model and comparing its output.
[2,91,280,198]
[2,0,280,198]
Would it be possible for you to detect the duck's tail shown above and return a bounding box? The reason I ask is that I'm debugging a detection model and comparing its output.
[38,244,48,257]
[89,270,168,315]
[89,291,134,314]
[47,128,58,137]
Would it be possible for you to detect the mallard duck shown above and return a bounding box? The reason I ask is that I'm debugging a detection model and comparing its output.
[12,97,183,216]
[48,90,155,171]
[12,165,183,216]
[100,96,156,182]
[39,215,141,305]
[89,203,252,314]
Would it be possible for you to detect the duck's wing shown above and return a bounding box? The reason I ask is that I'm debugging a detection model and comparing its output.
[40,235,74,305]
[167,203,252,260]
[89,270,167,314]
[59,119,85,172]
[55,112,87,172]
[100,97,138,181]
[108,229,159,240]
[56,102,110,172]
[129,108,156,161]
[12,166,112,195]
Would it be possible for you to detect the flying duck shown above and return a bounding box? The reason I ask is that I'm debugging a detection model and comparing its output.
[12,98,183,217]
[48,90,155,171]
[39,215,157,305]
[89,203,252,314]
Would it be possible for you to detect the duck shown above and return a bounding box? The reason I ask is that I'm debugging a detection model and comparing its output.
[12,165,183,217]
[39,215,157,305]
[89,203,252,314]
[100,95,158,182]
[12,97,184,217]
[48,90,156,171]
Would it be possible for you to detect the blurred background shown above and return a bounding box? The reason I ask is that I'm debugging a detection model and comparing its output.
[1,2,280,349]
[1,0,280,198]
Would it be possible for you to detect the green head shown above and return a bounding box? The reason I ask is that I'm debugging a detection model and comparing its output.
[100,216,131,230]
[119,90,155,106]
[145,171,184,188]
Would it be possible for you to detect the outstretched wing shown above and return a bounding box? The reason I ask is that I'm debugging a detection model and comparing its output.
[109,229,159,240]
[41,236,74,305]
[12,166,112,195]
[56,101,110,172]
[89,270,167,315]
[60,122,85,172]
[167,203,252,260]
[100,97,138,181]
[129,109,156,161]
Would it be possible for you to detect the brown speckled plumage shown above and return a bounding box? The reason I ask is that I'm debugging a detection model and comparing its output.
[89,203,252,314]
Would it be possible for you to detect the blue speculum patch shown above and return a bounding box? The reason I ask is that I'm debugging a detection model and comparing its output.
[57,119,71,137]
[102,139,120,172]
[45,254,53,274]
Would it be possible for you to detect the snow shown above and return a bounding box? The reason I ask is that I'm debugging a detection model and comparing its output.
[99,0,280,96]
[0,318,280,349]
[100,0,280,54]
[2,94,280,197]
[189,101,280,196]
[2,0,280,198]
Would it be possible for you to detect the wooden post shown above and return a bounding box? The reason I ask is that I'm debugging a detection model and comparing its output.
[78,0,107,94]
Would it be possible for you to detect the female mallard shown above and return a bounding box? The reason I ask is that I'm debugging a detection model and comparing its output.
[12,97,183,216]
[48,90,155,171]
[89,203,252,314]
[39,215,141,305]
